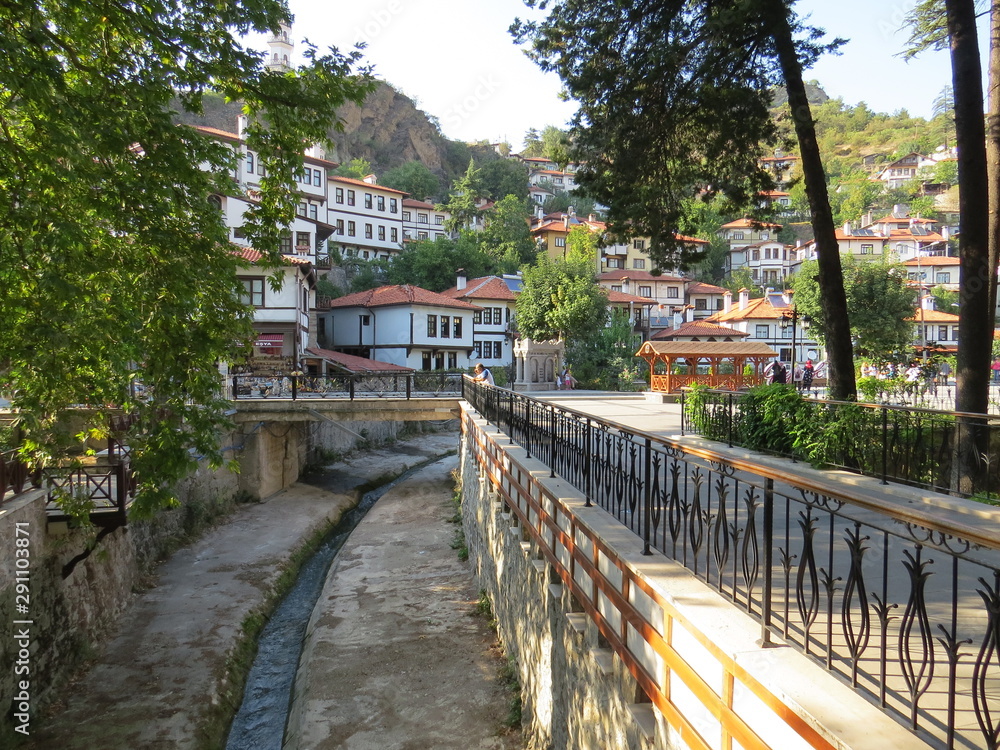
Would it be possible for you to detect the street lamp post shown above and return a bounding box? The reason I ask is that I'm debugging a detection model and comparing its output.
[781,306,811,380]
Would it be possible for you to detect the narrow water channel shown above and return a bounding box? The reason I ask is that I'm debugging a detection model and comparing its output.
[224,455,448,750]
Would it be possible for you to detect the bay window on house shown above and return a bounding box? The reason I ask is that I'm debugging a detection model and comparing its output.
[441,315,451,338]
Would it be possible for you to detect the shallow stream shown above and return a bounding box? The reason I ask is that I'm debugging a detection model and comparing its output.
[224,454,448,750]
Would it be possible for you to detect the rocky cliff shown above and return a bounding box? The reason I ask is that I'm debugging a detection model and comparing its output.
[176,82,496,185]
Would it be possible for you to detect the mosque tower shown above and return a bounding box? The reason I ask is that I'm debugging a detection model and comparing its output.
[265,22,293,72]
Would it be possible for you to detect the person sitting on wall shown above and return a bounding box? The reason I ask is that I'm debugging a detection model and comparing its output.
[472,363,495,386]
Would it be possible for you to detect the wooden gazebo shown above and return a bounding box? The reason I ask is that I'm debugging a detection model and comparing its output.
[635,341,778,393]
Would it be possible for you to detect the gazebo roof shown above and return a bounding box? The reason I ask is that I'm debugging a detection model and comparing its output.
[636,341,778,358]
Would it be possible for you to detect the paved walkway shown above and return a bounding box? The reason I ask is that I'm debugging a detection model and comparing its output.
[525,391,1000,749]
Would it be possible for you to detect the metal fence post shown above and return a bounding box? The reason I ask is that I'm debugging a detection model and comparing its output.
[680,390,685,436]
[642,437,652,555]
[232,376,239,400]
[349,375,355,401]
[585,417,592,507]
[291,375,298,401]
[881,405,889,485]
[759,477,775,647]
[406,374,412,399]
[727,391,734,448]
[549,405,557,478]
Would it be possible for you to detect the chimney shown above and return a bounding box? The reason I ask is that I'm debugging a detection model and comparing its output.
[843,221,851,235]
[922,294,935,311]
[456,268,467,291]
[568,205,576,217]
[237,115,249,137]
[723,290,733,313]
[620,277,629,293]
[739,287,749,310]
[562,215,570,230]
[363,174,377,185]
[942,225,951,241]
[861,211,873,228]
[685,305,694,323]
[588,213,596,222]
[893,203,908,218]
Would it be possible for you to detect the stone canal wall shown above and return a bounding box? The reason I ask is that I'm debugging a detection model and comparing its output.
[0,416,415,736]
[459,404,920,750]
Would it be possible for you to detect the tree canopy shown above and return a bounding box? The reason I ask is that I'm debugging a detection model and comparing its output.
[478,158,530,202]
[476,195,537,274]
[791,259,917,361]
[0,0,373,514]
[515,255,608,342]
[380,160,441,201]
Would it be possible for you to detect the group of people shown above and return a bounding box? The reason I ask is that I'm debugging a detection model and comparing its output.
[472,363,577,389]
[860,360,952,389]
[766,358,816,392]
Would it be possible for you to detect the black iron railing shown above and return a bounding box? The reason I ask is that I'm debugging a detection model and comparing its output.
[680,387,1000,498]
[1,449,40,499]
[231,372,463,400]
[462,377,1000,750]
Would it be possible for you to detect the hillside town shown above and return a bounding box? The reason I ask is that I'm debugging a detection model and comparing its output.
[217,28,971,391]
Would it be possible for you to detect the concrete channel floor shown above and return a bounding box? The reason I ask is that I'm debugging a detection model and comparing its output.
[23,431,519,750]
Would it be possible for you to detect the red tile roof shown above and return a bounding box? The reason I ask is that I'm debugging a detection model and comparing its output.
[402,198,437,210]
[597,270,685,283]
[707,296,786,322]
[439,276,517,301]
[605,290,657,305]
[685,281,728,295]
[326,284,481,310]
[721,218,782,229]
[329,175,408,195]
[303,347,413,374]
[231,246,311,267]
[192,125,241,143]
[902,256,960,266]
[652,321,747,340]
[908,308,960,322]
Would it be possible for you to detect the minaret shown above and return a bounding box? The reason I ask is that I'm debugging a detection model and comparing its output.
[265,22,293,72]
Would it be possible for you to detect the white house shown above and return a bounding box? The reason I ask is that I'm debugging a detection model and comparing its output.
[233,247,316,367]
[401,199,450,242]
[720,218,784,277]
[440,272,521,372]
[327,175,406,261]
[910,297,960,355]
[705,289,821,366]
[321,284,481,371]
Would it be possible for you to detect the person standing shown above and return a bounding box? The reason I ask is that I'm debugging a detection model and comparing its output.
[938,360,951,387]
[802,359,815,393]
[993,359,1000,384]
[768,359,787,385]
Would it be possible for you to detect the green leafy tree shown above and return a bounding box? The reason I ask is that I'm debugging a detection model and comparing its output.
[477,195,536,274]
[514,0,857,399]
[478,158,530,202]
[567,310,642,389]
[385,235,494,292]
[516,256,608,342]
[541,190,598,219]
[721,268,763,298]
[522,127,544,157]
[440,159,484,234]
[0,1,373,514]
[564,225,599,267]
[380,161,441,201]
[792,259,916,361]
[334,157,373,180]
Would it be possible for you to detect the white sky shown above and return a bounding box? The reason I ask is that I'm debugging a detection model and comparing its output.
[269,0,979,149]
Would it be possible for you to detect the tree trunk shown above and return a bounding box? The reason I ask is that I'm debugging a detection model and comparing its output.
[767,3,856,400]
[946,0,993,493]
[989,3,1000,324]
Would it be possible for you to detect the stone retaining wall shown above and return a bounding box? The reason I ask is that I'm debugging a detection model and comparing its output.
[460,405,923,750]
[0,416,413,735]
